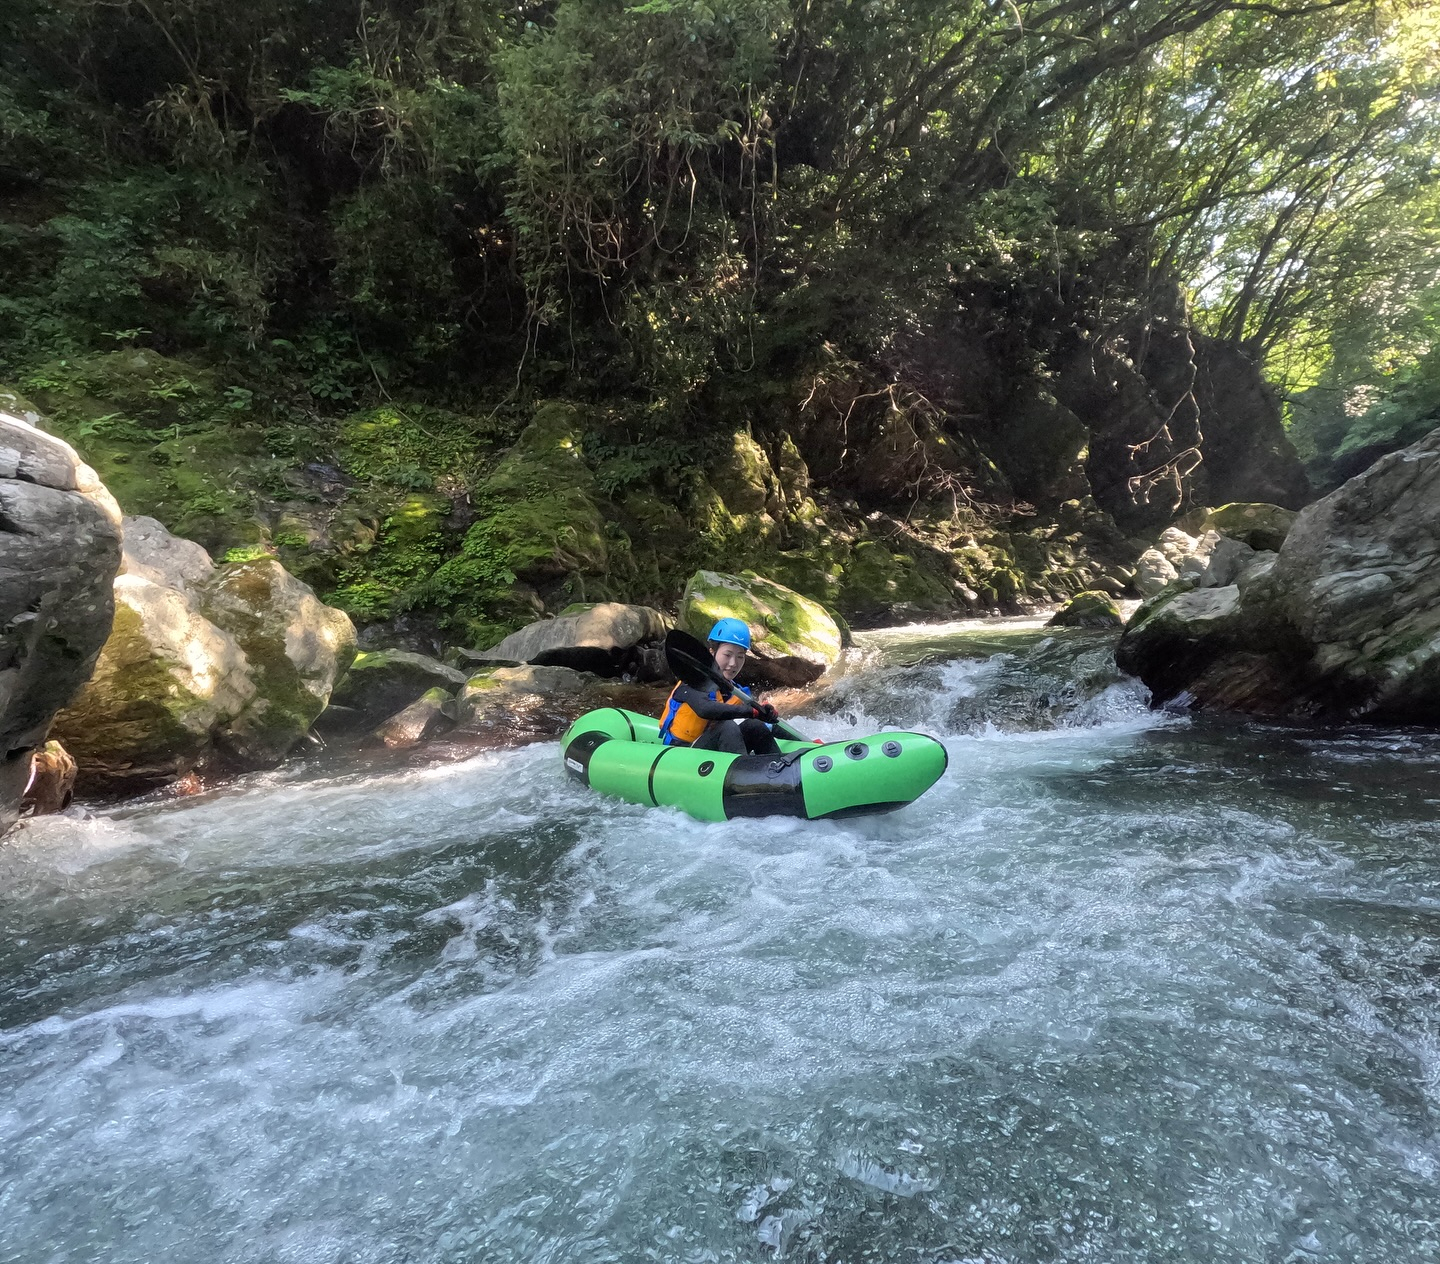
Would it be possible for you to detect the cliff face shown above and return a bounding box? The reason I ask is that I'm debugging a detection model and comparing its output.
[0,408,123,834]
[1063,329,1310,532]
[822,290,1310,544]
[884,309,1309,533]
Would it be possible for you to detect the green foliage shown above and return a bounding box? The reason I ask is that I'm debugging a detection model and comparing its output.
[328,493,454,620]
[1290,336,1440,487]
[3,0,1439,641]
[221,544,275,564]
[3,0,1435,406]
[339,404,501,488]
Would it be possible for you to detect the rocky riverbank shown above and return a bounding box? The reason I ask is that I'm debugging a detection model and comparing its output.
[6,390,1438,833]
[5,325,1308,656]
[1116,425,1440,722]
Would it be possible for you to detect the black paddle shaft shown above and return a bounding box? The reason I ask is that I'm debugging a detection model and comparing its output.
[663,629,806,743]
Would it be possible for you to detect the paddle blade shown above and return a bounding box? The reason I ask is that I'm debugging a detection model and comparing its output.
[664,629,730,696]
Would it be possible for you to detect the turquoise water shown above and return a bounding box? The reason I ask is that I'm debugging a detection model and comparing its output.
[3,631,1439,1262]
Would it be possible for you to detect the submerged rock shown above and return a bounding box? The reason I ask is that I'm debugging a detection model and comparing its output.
[456,665,665,743]
[527,644,663,680]
[55,518,356,792]
[1,414,123,833]
[1047,591,1124,629]
[680,570,841,681]
[806,626,1144,735]
[738,654,832,690]
[1117,426,1440,722]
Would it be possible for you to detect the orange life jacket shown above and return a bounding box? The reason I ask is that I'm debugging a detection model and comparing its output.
[659,683,752,745]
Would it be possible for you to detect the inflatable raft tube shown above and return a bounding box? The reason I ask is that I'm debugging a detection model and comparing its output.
[560,707,948,822]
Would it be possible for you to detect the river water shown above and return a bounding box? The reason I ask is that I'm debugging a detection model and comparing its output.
[3,621,1439,1263]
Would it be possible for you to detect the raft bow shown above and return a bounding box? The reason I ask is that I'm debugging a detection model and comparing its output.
[561,707,947,821]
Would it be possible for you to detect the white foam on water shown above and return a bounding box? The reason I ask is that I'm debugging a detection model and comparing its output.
[3,637,1440,1262]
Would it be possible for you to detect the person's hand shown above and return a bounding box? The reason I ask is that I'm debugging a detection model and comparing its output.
[756,702,779,725]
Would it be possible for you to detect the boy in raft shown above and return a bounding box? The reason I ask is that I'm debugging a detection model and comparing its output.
[659,618,782,755]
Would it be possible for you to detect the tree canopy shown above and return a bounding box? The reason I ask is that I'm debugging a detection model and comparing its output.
[1,0,1436,464]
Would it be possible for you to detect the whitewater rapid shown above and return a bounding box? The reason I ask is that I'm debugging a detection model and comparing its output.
[3,629,1439,1262]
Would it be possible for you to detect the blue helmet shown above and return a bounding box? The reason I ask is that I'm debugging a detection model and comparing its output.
[707,617,752,650]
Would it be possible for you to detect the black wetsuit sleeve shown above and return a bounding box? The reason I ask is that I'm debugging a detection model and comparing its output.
[672,682,756,720]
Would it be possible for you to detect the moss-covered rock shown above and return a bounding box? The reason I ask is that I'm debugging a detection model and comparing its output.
[372,686,457,748]
[840,538,957,621]
[54,574,257,791]
[680,570,842,668]
[7,354,1148,655]
[0,386,43,425]
[426,402,619,644]
[1046,590,1123,629]
[474,402,609,581]
[201,559,358,765]
[1199,502,1297,554]
[709,432,779,515]
[54,520,356,792]
[330,649,467,722]
[19,350,280,550]
[325,492,452,622]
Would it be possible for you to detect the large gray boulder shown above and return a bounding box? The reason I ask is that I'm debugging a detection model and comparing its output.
[480,603,669,661]
[1193,535,1266,589]
[1,413,123,834]
[53,566,257,789]
[121,512,216,589]
[679,570,841,687]
[1198,502,1298,554]
[200,559,358,765]
[54,517,356,792]
[1118,426,1440,721]
[1132,548,1179,598]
